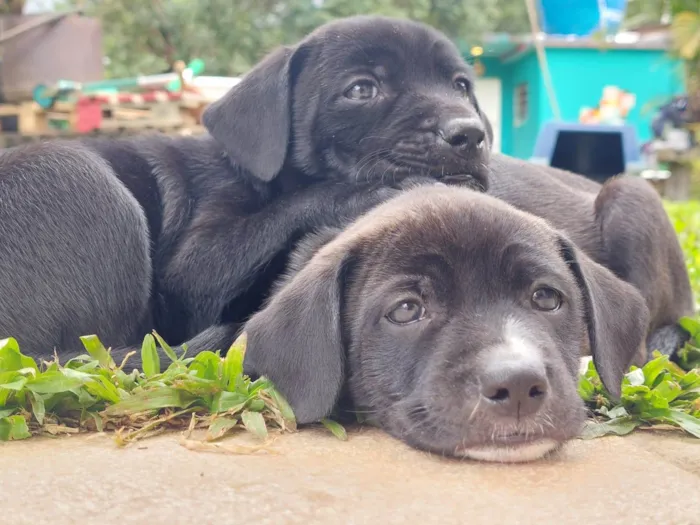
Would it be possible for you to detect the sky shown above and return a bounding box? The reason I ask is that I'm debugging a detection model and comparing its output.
[25,0,57,13]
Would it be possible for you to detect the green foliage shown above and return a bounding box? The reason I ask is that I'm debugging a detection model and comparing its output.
[0,332,300,445]
[59,0,531,78]
[579,340,700,439]
[665,200,700,301]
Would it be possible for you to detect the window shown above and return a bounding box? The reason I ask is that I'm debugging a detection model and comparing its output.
[514,82,529,127]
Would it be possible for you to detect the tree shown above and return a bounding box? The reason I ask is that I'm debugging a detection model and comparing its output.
[63,0,533,78]
[0,0,25,14]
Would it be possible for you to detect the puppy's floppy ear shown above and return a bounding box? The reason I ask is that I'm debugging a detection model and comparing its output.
[558,236,649,398]
[202,45,299,182]
[243,247,351,424]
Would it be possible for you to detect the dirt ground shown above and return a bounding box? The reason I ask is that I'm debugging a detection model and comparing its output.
[2,427,700,525]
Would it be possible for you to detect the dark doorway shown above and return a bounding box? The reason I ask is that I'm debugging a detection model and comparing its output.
[550,130,625,184]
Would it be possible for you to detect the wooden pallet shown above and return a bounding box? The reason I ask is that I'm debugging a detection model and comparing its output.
[0,101,56,135]
[0,95,207,137]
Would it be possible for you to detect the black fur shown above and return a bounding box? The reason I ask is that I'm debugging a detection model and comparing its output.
[485,154,695,359]
[242,186,650,459]
[0,15,491,361]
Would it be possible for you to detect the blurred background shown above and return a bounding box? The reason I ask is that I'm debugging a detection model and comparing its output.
[0,0,699,199]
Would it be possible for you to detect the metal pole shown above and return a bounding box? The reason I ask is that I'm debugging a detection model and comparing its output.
[524,0,562,121]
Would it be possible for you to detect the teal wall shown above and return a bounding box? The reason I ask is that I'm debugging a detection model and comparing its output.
[474,47,685,159]
[477,54,542,159]
[508,53,542,160]
[540,48,685,145]
[479,57,513,154]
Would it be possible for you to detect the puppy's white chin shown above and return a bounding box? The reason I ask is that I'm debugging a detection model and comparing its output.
[456,439,559,463]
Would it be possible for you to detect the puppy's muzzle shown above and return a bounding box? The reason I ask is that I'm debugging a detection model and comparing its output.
[438,117,486,151]
[480,359,549,422]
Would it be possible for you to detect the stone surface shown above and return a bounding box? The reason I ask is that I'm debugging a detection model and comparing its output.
[2,427,700,524]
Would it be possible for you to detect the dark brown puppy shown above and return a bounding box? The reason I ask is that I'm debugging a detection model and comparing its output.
[242,185,650,461]
[484,152,694,360]
[0,15,490,361]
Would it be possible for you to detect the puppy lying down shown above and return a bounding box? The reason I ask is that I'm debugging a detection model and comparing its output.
[242,185,650,463]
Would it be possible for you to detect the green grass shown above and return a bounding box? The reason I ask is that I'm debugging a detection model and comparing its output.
[2,199,700,445]
[665,200,700,300]
[0,333,299,448]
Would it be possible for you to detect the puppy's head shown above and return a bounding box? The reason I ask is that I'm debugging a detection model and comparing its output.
[203,16,491,190]
[243,187,650,462]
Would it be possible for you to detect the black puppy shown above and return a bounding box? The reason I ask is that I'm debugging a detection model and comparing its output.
[180,15,693,367]
[0,16,490,359]
[485,151,694,359]
[242,185,650,462]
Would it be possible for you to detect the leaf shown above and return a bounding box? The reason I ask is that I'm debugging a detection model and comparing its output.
[671,11,700,60]
[578,375,596,401]
[0,415,31,441]
[653,379,683,404]
[189,351,222,382]
[606,406,629,419]
[206,416,238,441]
[0,338,38,373]
[641,353,672,387]
[83,375,122,405]
[25,371,88,394]
[211,391,248,413]
[321,418,348,441]
[152,331,178,363]
[268,387,296,426]
[103,387,198,416]
[223,334,246,390]
[88,411,104,432]
[679,316,700,339]
[245,398,264,412]
[680,369,700,390]
[624,368,645,387]
[79,335,115,369]
[141,334,161,378]
[0,408,15,418]
[666,410,700,438]
[579,418,640,439]
[241,410,268,439]
[0,376,28,391]
[249,377,272,395]
[29,392,46,425]
[676,341,700,371]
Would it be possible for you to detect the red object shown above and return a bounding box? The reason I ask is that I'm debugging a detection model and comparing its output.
[75,99,102,133]
[72,90,189,133]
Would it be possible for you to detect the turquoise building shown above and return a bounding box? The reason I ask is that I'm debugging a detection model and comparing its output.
[464,35,686,160]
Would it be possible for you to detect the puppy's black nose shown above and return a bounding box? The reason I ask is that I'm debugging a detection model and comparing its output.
[440,118,486,149]
[480,362,548,418]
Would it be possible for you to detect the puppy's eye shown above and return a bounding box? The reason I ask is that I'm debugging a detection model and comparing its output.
[387,301,426,325]
[454,78,470,96]
[531,287,562,312]
[344,80,379,101]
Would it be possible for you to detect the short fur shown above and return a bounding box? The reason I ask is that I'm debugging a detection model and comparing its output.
[184,15,694,367]
[242,186,650,460]
[0,14,691,378]
[0,16,491,359]
[485,154,694,359]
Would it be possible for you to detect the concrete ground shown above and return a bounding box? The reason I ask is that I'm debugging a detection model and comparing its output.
[2,427,700,525]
